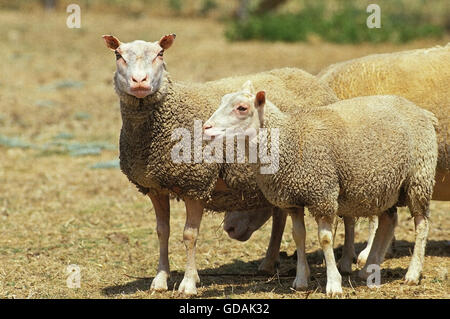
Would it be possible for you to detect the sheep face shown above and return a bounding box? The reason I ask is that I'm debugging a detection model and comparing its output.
[203,80,265,139]
[102,34,176,99]
[223,209,272,241]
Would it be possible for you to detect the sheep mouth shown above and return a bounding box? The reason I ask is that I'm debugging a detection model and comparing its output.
[225,227,253,241]
[204,128,226,140]
[231,229,252,241]
[130,87,152,98]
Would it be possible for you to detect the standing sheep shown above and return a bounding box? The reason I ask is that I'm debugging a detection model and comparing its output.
[224,43,450,273]
[102,34,338,295]
[318,43,449,199]
[204,82,438,296]
[318,43,450,267]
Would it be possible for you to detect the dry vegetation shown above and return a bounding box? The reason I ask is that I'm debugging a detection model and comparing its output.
[0,9,448,299]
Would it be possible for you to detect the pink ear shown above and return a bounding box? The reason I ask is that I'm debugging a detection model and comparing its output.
[102,35,121,50]
[255,91,266,108]
[159,34,176,50]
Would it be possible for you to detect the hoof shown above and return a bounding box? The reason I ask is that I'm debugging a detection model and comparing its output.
[337,257,353,275]
[178,277,198,296]
[150,272,169,291]
[325,272,342,297]
[357,251,369,268]
[292,277,309,290]
[358,268,370,280]
[404,271,420,285]
[326,282,343,298]
[257,258,279,275]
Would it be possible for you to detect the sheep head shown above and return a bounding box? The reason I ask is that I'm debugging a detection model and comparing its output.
[102,34,176,99]
[223,209,272,241]
[203,80,266,139]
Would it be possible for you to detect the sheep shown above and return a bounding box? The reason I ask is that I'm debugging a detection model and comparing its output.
[204,82,438,296]
[102,34,338,295]
[318,43,450,268]
[318,43,450,199]
[224,43,450,274]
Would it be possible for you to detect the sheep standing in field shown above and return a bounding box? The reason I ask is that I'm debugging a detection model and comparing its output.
[224,43,450,274]
[318,43,450,267]
[318,44,450,199]
[204,82,438,296]
[102,34,338,295]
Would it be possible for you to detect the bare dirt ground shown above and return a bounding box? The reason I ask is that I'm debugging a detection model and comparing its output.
[0,10,448,299]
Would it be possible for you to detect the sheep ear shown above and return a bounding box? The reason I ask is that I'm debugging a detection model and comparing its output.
[102,35,121,51]
[242,80,255,94]
[159,34,176,50]
[255,91,266,109]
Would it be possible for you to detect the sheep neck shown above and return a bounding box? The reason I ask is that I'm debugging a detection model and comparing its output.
[117,74,172,123]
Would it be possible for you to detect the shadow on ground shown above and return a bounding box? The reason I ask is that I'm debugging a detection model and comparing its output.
[101,239,448,297]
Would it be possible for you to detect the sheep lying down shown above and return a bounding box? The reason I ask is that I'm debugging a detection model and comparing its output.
[225,43,450,273]
[204,82,438,296]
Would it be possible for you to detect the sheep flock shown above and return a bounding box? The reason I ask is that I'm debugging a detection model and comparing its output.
[103,35,449,297]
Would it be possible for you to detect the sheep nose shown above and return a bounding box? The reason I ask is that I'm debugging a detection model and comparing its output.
[131,74,148,84]
[203,124,212,132]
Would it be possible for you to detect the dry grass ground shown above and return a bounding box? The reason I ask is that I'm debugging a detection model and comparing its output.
[0,9,448,299]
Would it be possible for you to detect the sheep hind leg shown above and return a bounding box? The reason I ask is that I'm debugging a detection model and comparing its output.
[358,208,397,280]
[338,216,357,275]
[316,216,342,297]
[289,207,310,290]
[357,215,378,267]
[258,207,287,275]
[405,214,429,285]
[178,198,204,296]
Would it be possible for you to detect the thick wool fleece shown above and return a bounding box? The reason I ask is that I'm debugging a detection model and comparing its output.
[255,95,438,218]
[116,68,338,211]
[318,44,449,175]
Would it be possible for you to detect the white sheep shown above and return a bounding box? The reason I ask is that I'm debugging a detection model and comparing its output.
[318,43,450,267]
[204,81,438,296]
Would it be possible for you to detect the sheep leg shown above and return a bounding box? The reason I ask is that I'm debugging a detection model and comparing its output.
[316,216,342,297]
[178,198,204,295]
[338,216,356,275]
[405,214,429,285]
[148,193,170,291]
[290,207,310,290]
[358,208,397,280]
[357,215,378,267]
[258,207,287,274]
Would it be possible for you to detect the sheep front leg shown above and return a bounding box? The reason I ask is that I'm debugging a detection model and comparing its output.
[258,207,287,274]
[148,193,171,291]
[316,216,342,297]
[178,198,204,295]
[338,216,356,275]
[289,207,310,290]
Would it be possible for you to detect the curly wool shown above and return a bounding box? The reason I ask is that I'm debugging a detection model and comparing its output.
[116,67,338,211]
[318,43,450,176]
[254,95,438,218]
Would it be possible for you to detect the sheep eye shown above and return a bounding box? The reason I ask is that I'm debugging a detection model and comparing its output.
[237,105,247,112]
[158,50,164,57]
[115,51,123,61]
